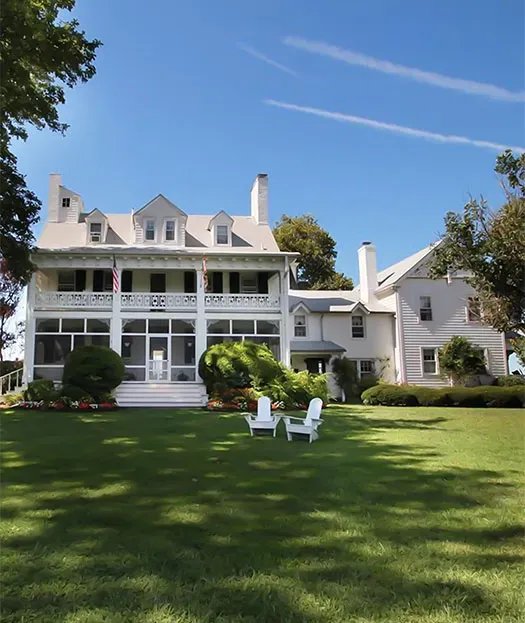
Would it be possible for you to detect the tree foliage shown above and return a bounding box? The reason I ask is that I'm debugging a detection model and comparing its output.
[438,336,486,386]
[0,0,101,283]
[429,152,525,333]
[273,214,353,290]
[0,260,23,362]
[62,346,125,401]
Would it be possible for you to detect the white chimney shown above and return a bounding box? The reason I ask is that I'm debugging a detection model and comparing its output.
[358,241,378,303]
[47,173,61,222]
[251,174,268,225]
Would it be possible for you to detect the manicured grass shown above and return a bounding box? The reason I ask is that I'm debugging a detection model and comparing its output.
[1,406,524,622]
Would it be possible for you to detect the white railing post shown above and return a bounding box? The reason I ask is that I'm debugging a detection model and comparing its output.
[195,270,206,382]
[280,258,291,366]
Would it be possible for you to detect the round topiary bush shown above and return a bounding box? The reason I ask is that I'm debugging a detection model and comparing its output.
[60,385,94,403]
[198,340,284,393]
[62,345,125,402]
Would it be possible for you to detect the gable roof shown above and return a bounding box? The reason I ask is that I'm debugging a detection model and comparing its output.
[207,210,234,230]
[375,243,439,291]
[85,208,107,220]
[133,194,187,217]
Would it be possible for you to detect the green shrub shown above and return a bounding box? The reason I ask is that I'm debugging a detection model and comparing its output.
[362,384,524,408]
[60,385,94,403]
[2,392,24,406]
[438,336,486,385]
[267,369,328,409]
[23,379,58,402]
[331,356,359,402]
[412,387,453,407]
[358,374,379,395]
[361,385,419,406]
[198,341,284,392]
[496,375,525,387]
[62,345,125,401]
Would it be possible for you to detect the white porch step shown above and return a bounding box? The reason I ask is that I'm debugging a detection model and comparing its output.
[115,383,208,408]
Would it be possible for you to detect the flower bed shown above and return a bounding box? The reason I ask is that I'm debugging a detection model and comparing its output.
[16,400,118,411]
[206,398,285,412]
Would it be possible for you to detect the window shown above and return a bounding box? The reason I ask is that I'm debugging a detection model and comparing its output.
[422,348,438,374]
[164,220,176,242]
[216,225,229,245]
[467,296,481,322]
[57,271,76,292]
[207,319,280,359]
[89,222,103,243]
[352,315,365,338]
[294,315,307,337]
[360,360,375,376]
[419,296,433,321]
[62,197,70,208]
[145,219,156,241]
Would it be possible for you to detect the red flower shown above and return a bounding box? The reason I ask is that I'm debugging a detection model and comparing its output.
[78,402,90,410]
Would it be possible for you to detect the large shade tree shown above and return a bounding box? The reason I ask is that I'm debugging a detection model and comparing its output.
[430,151,525,335]
[273,214,353,290]
[0,0,101,284]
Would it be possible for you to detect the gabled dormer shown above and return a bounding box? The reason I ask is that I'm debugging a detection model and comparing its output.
[208,211,234,247]
[85,209,108,244]
[133,194,188,245]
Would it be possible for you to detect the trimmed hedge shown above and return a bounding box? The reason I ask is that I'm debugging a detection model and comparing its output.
[361,384,525,408]
[63,345,125,401]
[496,375,525,387]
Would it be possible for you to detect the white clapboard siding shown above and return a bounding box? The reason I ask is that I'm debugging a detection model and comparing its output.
[399,278,507,387]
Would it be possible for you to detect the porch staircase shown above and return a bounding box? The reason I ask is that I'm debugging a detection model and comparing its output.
[115,383,208,408]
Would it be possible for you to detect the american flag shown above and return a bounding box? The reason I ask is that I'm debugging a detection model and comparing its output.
[112,256,120,293]
[202,256,208,291]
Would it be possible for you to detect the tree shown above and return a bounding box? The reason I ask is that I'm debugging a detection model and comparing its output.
[0,260,23,362]
[510,337,525,369]
[429,152,525,333]
[0,0,101,283]
[273,215,353,290]
[438,336,487,386]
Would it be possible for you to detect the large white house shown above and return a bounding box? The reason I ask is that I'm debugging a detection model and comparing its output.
[23,173,508,405]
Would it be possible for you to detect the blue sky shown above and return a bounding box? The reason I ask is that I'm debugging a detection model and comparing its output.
[13,0,524,281]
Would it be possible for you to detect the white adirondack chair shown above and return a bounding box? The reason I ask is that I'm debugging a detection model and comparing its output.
[243,396,281,437]
[283,397,324,443]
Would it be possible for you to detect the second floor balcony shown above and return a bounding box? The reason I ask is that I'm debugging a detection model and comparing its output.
[33,268,282,312]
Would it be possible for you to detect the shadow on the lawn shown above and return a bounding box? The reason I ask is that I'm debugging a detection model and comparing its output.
[1,407,521,622]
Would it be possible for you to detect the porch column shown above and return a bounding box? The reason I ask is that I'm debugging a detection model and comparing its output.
[23,275,37,385]
[111,273,122,354]
[280,258,291,366]
[195,269,207,381]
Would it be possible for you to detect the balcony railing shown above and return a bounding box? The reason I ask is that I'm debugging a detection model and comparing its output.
[205,294,280,310]
[34,291,280,312]
[120,293,197,310]
[35,291,113,310]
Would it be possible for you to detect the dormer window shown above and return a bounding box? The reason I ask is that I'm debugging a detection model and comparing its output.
[216,225,229,245]
[164,219,176,242]
[89,222,103,243]
[145,219,156,241]
[62,197,70,208]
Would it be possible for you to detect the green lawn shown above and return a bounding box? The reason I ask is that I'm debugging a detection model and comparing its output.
[1,406,524,623]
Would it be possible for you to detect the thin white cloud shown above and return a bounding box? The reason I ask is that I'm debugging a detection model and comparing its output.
[239,44,298,77]
[265,100,525,153]
[283,36,525,102]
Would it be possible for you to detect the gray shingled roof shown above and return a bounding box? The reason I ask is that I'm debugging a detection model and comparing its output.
[289,291,392,313]
[290,340,345,352]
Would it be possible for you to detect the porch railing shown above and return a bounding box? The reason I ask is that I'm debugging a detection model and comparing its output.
[35,291,113,310]
[121,293,197,310]
[1,367,24,396]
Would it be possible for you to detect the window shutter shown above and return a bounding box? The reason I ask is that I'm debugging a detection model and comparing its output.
[184,271,196,293]
[121,270,133,292]
[150,273,166,293]
[257,271,269,294]
[92,270,104,292]
[230,272,240,294]
[75,270,87,291]
[212,272,223,293]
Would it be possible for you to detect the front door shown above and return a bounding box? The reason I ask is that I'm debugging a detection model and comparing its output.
[148,336,169,381]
